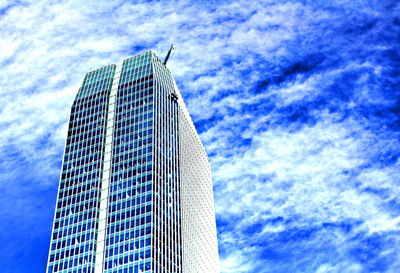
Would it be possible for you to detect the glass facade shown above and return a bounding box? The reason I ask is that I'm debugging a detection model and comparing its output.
[47,51,219,273]
[104,53,154,273]
[48,64,115,273]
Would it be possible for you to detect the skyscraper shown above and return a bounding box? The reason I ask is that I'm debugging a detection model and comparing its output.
[46,51,219,273]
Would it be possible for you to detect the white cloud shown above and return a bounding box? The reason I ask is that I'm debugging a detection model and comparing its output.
[220,250,254,273]
[213,114,396,229]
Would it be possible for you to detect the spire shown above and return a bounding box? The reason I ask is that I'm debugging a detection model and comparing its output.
[163,44,175,65]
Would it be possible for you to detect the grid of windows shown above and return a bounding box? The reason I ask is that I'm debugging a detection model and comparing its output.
[47,64,116,273]
[47,51,219,273]
[104,52,154,273]
[151,56,182,273]
[178,103,219,273]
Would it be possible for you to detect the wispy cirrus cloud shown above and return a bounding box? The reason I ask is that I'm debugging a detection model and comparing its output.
[0,0,399,272]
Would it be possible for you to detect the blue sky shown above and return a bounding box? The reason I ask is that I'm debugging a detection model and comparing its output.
[0,0,399,272]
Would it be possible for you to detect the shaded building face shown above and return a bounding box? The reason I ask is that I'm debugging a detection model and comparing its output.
[47,51,219,273]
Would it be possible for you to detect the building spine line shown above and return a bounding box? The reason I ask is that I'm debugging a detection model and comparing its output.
[94,64,121,273]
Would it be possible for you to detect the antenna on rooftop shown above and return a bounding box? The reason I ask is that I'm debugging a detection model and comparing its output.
[163,44,175,65]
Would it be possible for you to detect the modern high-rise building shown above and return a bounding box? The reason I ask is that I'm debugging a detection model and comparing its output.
[46,51,219,273]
